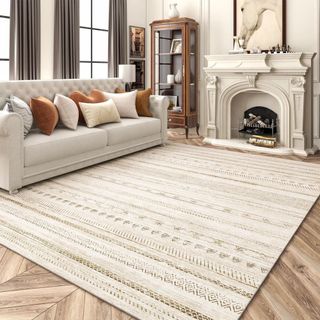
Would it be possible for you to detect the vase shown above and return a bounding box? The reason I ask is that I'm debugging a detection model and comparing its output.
[175,69,182,84]
[168,3,180,19]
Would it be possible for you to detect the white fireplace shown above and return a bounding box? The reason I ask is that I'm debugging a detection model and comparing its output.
[203,53,317,156]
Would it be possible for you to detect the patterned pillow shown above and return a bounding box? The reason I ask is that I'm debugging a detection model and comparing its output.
[4,96,33,137]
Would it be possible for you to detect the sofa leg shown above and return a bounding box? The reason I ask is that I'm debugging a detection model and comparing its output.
[9,189,19,195]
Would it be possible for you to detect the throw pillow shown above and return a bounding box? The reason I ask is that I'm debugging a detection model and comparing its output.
[30,97,59,136]
[69,90,107,123]
[79,99,121,128]
[100,90,139,119]
[115,88,153,117]
[4,96,33,137]
[54,94,79,130]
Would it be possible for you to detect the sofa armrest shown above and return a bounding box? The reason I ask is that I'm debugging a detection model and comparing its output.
[0,111,24,193]
[149,95,169,144]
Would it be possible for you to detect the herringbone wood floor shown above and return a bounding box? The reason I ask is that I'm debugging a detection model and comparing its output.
[0,129,319,320]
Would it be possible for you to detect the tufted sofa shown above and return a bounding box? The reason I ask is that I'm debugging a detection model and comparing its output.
[0,79,169,194]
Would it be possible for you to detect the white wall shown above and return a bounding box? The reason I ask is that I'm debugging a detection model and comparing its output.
[146,0,320,143]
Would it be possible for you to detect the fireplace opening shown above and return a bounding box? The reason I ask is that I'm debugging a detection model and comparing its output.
[230,91,281,148]
[239,106,278,137]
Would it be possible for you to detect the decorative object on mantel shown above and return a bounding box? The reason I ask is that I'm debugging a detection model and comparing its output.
[229,36,245,54]
[1,143,320,320]
[230,43,294,55]
[168,3,180,19]
[174,69,182,84]
[203,53,317,156]
[234,0,286,51]
[151,17,199,139]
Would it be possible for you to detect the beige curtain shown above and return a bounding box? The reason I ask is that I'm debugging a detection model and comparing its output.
[108,0,128,77]
[9,0,41,80]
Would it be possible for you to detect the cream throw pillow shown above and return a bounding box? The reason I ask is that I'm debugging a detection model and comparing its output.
[79,99,121,128]
[54,94,79,130]
[101,90,139,119]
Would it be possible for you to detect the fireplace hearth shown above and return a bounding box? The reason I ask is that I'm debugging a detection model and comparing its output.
[239,106,278,137]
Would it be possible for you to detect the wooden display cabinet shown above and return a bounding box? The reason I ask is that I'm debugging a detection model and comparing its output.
[150,18,199,138]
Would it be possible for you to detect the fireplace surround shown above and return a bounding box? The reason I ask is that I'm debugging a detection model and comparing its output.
[204,53,317,156]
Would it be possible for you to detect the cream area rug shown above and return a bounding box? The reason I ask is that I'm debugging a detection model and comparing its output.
[0,144,319,320]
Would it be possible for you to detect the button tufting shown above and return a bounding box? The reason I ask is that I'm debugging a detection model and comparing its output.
[0,79,124,104]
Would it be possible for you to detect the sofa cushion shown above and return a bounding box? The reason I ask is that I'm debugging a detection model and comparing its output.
[24,126,108,167]
[98,117,161,146]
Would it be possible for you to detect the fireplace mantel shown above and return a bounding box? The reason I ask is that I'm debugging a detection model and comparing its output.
[203,53,317,156]
[204,53,312,75]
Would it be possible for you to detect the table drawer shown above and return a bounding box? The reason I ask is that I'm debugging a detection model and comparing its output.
[168,116,185,126]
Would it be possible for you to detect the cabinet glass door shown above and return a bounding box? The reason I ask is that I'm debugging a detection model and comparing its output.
[189,28,196,113]
[154,28,184,114]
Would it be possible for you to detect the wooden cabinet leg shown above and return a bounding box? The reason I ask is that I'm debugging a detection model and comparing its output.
[196,123,200,136]
[185,126,189,139]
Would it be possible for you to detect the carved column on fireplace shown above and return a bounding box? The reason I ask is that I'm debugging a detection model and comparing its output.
[291,76,306,151]
[206,75,218,138]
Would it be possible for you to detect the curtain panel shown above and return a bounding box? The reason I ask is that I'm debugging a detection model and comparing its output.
[108,0,128,78]
[53,0,80,79]
[10,0,41,80]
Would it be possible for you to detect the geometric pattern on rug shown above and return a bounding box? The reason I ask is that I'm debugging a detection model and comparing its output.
[0,143,319,320]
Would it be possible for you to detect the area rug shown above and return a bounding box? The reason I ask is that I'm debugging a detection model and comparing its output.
[0,144,319,320]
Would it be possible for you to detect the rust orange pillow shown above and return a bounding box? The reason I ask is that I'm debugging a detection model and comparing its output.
[30,97,59,136]
[69,90,107,123]
[115,88,153,117]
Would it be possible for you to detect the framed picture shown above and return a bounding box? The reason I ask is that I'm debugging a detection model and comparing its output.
[234,0,286,51]
[170,39,182,54]
[130,60,145,90]
[130,26,145,58]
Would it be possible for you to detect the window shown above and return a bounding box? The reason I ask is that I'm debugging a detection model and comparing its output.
[80,0,109,79]
[0,0,10,80]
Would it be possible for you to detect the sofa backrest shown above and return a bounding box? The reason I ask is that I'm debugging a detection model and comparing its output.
[0,78,124,104]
